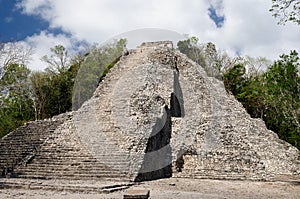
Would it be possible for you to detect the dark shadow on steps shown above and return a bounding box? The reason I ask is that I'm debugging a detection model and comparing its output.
[171,70,184,118]
[135,69,185,182]
[135,105,172,182]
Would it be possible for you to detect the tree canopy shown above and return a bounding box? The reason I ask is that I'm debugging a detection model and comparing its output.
[0,39,127,138]
[177,36,300,149]
[270,0,300,25]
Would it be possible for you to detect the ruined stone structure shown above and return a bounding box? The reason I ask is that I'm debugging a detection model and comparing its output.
[0,41,299,182]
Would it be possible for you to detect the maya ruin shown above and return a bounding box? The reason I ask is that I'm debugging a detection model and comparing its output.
[0,41,299,197]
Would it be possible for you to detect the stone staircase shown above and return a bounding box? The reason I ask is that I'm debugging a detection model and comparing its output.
[0,46,156,182]
[0,41,299,185]
[0,113,131,181]
[0,117,65,178]
[90,47,162,177]
[74,97,133,179]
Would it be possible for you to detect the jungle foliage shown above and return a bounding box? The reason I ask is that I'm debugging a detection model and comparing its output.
[0,39,126,137]
[177,37,300,149]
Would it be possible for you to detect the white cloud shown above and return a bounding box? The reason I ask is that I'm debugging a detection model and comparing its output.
[19,31,78,71]
[16,0,300,70]
[209,0,224,17]
[17,0,211,41]
[202,0,300,60]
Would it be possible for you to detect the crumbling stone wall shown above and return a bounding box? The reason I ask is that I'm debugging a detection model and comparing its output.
[89,41,299,181]
[1,41,299,182]
[169,50,299,181]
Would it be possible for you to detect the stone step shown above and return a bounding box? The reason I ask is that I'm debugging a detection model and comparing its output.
[16,164,128,171]
[15,173,128,179]
[21,158,127,163]
[16,166,127,172]
[20,162,128,170]
[32,152,129,156]
[16,165,129,172]
[0,179,134,193]
[16,162,112,168]
[16,173,129,180]
[1,151,37,155]
[174,172,264,181]
[34,154,129,158]
[0,144,42,148]
[15,169,128,176]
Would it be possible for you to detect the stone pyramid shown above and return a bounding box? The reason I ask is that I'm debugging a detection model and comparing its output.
[0,41,299,182]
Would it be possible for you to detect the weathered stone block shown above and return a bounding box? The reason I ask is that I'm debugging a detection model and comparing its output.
[124,189,150,199]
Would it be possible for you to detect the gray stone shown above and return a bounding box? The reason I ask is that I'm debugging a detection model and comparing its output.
[124,189,150,199]
[0,41,299,182]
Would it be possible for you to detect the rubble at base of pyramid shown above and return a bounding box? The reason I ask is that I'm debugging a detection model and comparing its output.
[0,41,299,182]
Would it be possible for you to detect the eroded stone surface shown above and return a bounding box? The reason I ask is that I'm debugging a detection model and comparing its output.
[0,41,299,182]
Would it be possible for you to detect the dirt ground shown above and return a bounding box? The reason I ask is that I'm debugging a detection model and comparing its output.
[0,178,299,199]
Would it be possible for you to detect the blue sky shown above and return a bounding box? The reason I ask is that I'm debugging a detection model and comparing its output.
[1,0,299,70]
[0,0,46,42]
[208,5,224,28]
[0,1,223,42]
[0,0,66,42]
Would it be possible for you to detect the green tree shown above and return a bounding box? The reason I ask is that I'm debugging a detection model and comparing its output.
[31,45,82,119]
[72,39,127,110]
[224,56,271,119]
[224,50,300,149]
[263,50,300,147]
[30,71,51,120]
[269,0,300,25]
[0,42,33,138]
[177,37,233,79]
[42,45,70,73]
[236,74,267,119]
[0,42,32,74]
[223,64,246,96]
[0,64,34,137]
[30,59,81,120]
[177,36,205,67]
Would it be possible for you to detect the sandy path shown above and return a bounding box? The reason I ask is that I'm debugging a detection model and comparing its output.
[0,178,299,199]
